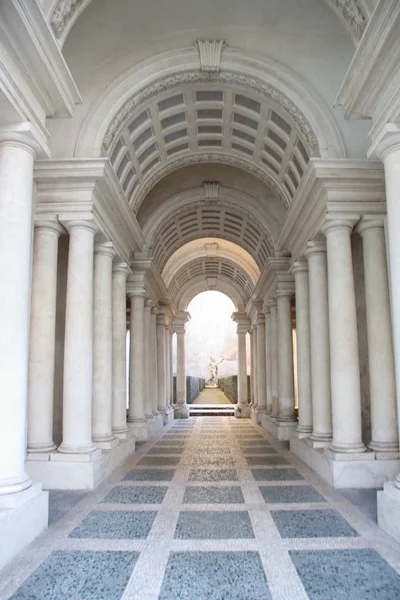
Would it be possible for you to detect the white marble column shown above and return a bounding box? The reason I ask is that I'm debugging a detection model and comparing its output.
[251,325,258,408]
[127,290,147,433]
[256,312,267,413]
[0,139,35,493]
[269,299,279,418]
[165,323,171,409]
[249,328,255,406]
[233,313,250,416]
[322,219,366,454]
[173,312,190,418]
[156,312,167,414]
[28,220,63,453]
[264,307,273,414]
[169,328,174,406]
[358,218,398,454]
[144,300,154,419]
[277,286,296,422]
[92,243,116,448]
[59,221,97,454]
[112,263,130,437]
[151,307,159,415]
[292,261,312,436]
[305,241,332,444]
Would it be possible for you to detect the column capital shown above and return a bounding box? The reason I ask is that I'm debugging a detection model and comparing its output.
[255,312,265,326]
[113,262,130,277]
[33,219,65,236]
[172,311,190,334]
[276,282,295,298]
[321,218,357,236]
[145,298,153,309]
[151,306,159,316]
[290,259,308,275]
[369,123,400,161]
[126,281,146,298]
[268,297,277,309]
[94,241,115,259]
[232,311,250,326]
[356,216,385,236]
[304,239,327,258]
[62,220,98,235]
[156,312,168,327]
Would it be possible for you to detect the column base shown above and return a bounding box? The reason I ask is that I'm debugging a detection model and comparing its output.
[113,426,130,440]
[147,414,163,437]
[94,437,119,450]
[161,407,174,424]
[26,432,138,490]
[128,419,149,442]
[261,414,297,441]
[174,405,190,419]
[368,440,399,459]
[27,442,57,453]
[294,425,312,439]
[235,405,251,418]
[290,435,400,488]
[377,482,400,543]
[250,408,261,423]
[0,483,48,571]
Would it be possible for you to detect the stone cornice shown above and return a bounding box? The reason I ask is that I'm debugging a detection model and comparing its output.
[250,256,292,309]
[0,0,81,130]
[335,0,400,129]
[34,158,144,264]
[277,158,385,262]
[129,256,170,309]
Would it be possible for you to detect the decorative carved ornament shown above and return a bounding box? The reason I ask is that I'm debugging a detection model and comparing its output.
[51,0,88,39]
[197,40,224,72]
[334,0,367,41]
[203,181,219,204]
[102,70,318,153]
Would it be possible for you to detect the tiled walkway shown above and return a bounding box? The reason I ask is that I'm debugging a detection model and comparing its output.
[2,418,400,599]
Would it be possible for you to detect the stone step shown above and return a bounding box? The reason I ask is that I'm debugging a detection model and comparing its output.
[189,404,235,417]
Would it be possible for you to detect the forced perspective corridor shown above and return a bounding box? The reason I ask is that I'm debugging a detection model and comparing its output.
[2,417,400,600]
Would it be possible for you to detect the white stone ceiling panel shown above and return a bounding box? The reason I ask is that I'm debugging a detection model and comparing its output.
[106,82,314,213]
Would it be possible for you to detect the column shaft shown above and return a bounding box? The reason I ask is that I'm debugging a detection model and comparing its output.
[156,314,167,414]
[59,222,97,454]
[165,325,171,408]
[0,140,35,493]
[144,301,153,418]
[358,219,398,453]
[249,330,255,405]
[292,262,312,435]
[265,309,272,414]
[28,221,63,453]
[305,242,332,442]
[270,300,279,417]
[151,308,159,415]
[252,326,258,408]
[277,292,296,421]
[237,331,248,407]
[323,220,366,453]
[112,264,129,436]
[256,314,267,411]
[128,294,146,423]
[93,243,115,446]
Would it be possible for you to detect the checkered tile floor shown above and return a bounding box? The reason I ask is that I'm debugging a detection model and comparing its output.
[1,417,400,599]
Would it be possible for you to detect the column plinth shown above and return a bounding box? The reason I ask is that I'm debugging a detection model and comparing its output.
[291,261,312,436]
[112,263,130,437]
[357,218,398,455]
[304,241,332,444]
[59,221,97,455]
[322,219,366,454]
[28,220,64,453]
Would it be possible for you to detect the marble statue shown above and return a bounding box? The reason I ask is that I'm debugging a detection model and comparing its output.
[205,356,225,388]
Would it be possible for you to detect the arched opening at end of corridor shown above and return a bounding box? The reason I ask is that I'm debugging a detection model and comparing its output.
[173,291,250,414]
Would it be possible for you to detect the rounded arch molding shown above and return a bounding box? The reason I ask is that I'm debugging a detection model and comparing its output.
[175,276,246,312]
[75,47,345,163]
[142,186,280,250]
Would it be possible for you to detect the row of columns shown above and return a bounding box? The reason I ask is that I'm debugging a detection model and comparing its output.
[292,218,398,455]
